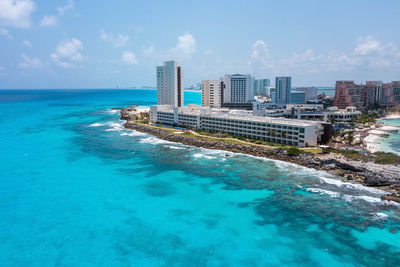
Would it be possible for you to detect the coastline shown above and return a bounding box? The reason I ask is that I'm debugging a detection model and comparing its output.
[119,108,400,203]
[363,114,400,153]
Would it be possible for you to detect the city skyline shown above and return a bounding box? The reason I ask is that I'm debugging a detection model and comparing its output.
[1,0,400,89]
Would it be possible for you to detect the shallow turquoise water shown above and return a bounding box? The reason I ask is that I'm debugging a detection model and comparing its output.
[378,119,400,155]
[1,89,400,266]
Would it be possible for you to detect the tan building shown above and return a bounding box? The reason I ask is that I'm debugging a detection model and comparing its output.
[201,80,223,108]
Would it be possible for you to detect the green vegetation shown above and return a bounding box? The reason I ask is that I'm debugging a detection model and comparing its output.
[286,147,301,156]
[373,152,400,165]
[338,150,368,161]
[336,149,400,165]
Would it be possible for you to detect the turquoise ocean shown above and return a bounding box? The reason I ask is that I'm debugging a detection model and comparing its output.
[378,119,400,155]
[1,89,400,266]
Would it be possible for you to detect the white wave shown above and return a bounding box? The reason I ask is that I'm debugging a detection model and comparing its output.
[165,145,185,150]
[105,109,120,114]
[120,131,147,137]
[193,153,217,160]
[89,123,103,127]
[307,187,391,205]
[307,188,340,198]
[342,194,382,203]
[318,176,386,195]
[373,212,389,220]
[105,121,123,132]
[139,137,173,145]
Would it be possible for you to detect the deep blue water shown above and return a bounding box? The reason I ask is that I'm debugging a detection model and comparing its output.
[1,89,400,266]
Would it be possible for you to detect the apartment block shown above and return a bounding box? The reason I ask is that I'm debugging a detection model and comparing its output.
[156,60,184,107]
[150,105,327,147]
[201,80,224,108]
[334,80,400,109]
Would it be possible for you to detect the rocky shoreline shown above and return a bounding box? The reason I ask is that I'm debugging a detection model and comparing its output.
[120,109,400,202]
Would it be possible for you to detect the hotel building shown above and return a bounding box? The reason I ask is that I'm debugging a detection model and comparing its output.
[157,60,184,107]
[222,74,255,110]
[201,80,224,108]
[150,104,329,147]
[334,80,400,109]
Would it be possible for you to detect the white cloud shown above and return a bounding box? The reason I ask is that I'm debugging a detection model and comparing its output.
[0,0,35,28]
[23,39,31,47]
[40,15,57,27]
[0,28,12,39]
[247,40,273,74]
[246,36,400,77]
[172,33,196,56]
[19,54,43,68]
[354,36,382,56]
[352,35,400,68]
[51,38,84,68]
[57,0,74,15]
[100,29,129,47]
[121,50,138,65]
[143,45,154,55]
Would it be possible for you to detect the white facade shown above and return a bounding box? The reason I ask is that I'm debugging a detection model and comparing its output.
[327,106,361,124]
[224,74,254,103]
[157,60,184,107]
[150,105,323,147]
[201,80,223,108]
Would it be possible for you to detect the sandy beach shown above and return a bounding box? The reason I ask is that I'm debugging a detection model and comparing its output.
[363,114,400,153]
[364,133,382,153]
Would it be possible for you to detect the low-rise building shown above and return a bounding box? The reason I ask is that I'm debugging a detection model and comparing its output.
[150,105,330,147]
[326,106,361,124]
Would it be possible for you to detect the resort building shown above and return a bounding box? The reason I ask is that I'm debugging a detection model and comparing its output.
[150,104,330,147]
[326,106,361,125]
[222,74,255,110]
[333,80,400,109]
[201,80,224,108]
[156,60,184,107]
[283,104,361,125]
[275,77,292,105]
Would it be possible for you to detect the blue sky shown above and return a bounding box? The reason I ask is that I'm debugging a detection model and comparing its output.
[0,0,399,89]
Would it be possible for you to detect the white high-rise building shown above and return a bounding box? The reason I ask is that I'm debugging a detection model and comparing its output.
[275,77,291,105]
[224,74,254,103]
[201,80,224,108]
[157,60,184,107]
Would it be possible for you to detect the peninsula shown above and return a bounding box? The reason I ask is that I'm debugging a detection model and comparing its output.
[119,106,400,203]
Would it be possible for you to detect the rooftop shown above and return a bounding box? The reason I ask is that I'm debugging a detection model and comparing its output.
[203,112,322,126]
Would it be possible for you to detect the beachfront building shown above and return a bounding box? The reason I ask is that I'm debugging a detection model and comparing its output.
[156,60,184,107]
[275,77,292,105]
[284,104,326,121]
[150,104,329,147]
[283,104,361,125]
[333,80,400,109]
[222,74,255,110]
[201,80,224,108]
[326,106,361,125]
